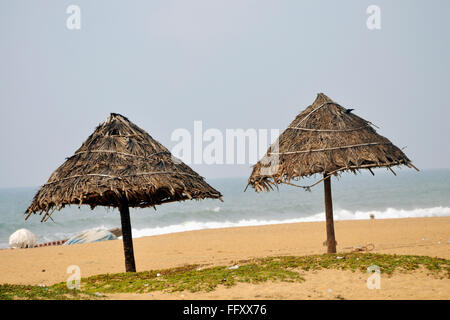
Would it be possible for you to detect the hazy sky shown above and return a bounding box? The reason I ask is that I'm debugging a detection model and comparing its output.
[1,0,449,188]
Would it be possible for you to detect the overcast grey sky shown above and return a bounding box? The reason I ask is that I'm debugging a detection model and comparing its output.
[0,0,449,188]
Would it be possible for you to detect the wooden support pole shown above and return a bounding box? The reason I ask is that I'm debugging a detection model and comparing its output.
[119,197,136,272]
[323,173,337,253]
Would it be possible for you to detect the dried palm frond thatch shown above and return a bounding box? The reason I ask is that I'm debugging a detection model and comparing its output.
[246,93,418,253]
[26,113,222,220]
[26,113,222,271]
[247,93,418,192]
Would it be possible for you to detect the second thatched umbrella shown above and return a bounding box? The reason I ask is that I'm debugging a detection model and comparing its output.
[247,93,418,253]
[26,113,222,272]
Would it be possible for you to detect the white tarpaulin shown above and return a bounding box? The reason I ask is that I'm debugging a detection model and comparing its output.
[64,229,117,245]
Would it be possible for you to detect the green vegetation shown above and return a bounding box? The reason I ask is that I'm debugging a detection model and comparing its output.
[0,284,96,300]
[1,253,449,300]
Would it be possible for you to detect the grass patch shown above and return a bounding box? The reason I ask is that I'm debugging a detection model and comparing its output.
[2,253,449,300]
[0,284,96,300]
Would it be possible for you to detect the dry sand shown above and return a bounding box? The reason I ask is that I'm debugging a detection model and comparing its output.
[0,217,449,299]
[109,269,449,300]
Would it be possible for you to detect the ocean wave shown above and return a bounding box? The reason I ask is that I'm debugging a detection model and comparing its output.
[203,206,221,213]
[131,206,450,239]
[1,207,448,248]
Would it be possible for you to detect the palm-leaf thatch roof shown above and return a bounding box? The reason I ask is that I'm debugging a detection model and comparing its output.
[26,113,222,221]
[247,93,418,192]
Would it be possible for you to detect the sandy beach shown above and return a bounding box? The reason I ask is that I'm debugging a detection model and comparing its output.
[1,216,449,299]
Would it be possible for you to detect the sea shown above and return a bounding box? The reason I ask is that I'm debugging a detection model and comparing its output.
[1,168,449,249]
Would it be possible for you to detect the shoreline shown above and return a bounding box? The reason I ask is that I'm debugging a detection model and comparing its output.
[0,216,449,287]
[4,210,448,251]
[129,213,450,240]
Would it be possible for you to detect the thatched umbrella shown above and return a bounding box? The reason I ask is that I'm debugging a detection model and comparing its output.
[26,113,222,272]
[246,93,418,253]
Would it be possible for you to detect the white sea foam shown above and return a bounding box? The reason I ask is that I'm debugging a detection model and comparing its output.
[203,206,221,213]
[131,206,450,239]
